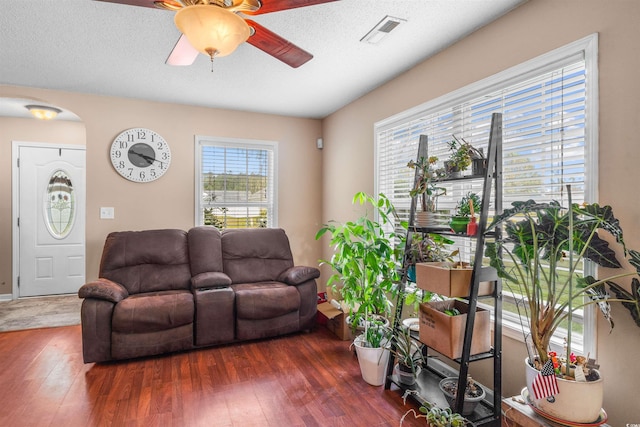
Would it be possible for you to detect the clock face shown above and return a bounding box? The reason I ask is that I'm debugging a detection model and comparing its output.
[110,128,171,182]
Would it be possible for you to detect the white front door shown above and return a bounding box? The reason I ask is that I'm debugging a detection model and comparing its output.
[17,144,86,297]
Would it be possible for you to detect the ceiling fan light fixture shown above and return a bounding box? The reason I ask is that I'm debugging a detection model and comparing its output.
[25,105,62,120]
[174,5,250,59]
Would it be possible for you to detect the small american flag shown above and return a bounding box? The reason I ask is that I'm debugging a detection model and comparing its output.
[532,359,559,400]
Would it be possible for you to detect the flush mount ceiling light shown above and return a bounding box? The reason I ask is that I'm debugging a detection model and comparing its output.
[174,4,250,63]
[360,15,406,45]
[25,105,62,120]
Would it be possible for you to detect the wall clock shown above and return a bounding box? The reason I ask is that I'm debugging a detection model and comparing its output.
[110,128,171,182]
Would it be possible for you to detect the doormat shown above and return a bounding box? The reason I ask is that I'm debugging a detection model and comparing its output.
[0,294,82,332]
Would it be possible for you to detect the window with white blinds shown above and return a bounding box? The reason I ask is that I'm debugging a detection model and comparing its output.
[375,35,598,354]
[195,137,277,229]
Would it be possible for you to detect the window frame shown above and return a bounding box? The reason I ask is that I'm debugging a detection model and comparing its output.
[194,136,278,228]
[374,33,599,357]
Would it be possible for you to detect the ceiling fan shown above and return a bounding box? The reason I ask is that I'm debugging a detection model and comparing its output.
[97,0,339,68]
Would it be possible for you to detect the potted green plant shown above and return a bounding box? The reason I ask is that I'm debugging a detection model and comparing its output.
[408,156,446,226]
[389,325,425,386]
[485,188,640,422]
[316,192,402,385]
[438,376,486,416]
[406,233,457,281]
[444,136,484,178]
[449,192,480,234]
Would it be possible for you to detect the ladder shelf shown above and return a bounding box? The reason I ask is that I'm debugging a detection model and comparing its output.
[385,113,503,426]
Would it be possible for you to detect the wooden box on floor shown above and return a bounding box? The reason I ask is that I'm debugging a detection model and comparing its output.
[419,300,490,359]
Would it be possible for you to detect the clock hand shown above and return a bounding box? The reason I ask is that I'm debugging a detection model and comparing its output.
[130,150,155,166]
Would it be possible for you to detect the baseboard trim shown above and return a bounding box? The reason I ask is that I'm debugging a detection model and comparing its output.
[0,294,13,301]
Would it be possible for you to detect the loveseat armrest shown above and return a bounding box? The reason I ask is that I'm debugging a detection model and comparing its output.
[78,278,129,303]
[277,266,320,286]
[191,271,233,290]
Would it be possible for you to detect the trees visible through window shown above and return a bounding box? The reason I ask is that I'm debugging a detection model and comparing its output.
[196,137,277,229]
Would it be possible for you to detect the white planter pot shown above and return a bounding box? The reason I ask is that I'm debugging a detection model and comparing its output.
[353,335,390,386]
[524,358,603,423]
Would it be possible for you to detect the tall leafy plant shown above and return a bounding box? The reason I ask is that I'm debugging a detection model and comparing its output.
[486,195,640,367]
[316,192,402,342]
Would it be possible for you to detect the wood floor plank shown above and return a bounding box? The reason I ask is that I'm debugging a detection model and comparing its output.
[0,325,425,426]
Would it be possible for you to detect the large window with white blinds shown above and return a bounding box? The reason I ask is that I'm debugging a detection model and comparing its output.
[195,136,277,228]
[375,34,598,354]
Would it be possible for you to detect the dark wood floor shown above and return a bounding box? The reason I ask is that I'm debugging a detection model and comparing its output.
[0,324,426,426]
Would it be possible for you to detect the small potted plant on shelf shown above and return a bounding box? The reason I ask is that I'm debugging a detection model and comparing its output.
[408,156,446,227]
[389,325,425,386]
[485,186,640,423]
[406,233,457,282]
[449,192,481,234]
[444,136,484,178]
[316,192,402,386]
[438,376,486,416]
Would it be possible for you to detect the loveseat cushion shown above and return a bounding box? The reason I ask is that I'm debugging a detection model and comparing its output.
[100,229,192,295]
[188,226,224,276]
[233,282,300,320]
[112,290,194,334]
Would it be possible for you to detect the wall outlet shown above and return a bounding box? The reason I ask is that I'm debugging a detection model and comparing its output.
[100,207,114,219]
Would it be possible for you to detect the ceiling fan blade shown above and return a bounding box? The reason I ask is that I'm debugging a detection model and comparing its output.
[245,19,312,68]
[166,34,199,66]
[94,0,159,8]
[243,0,339,15]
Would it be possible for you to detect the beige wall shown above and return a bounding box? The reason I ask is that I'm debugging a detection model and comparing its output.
[3,0,639,422]
[0,85,323,295]
[321,0,640,423]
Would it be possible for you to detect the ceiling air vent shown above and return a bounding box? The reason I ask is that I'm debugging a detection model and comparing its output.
[360,16,406,45]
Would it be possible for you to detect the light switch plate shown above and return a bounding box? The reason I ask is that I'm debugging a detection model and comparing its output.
[100,207,114,219]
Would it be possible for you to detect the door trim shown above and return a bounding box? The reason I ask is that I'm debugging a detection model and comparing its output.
[11,141,86,300]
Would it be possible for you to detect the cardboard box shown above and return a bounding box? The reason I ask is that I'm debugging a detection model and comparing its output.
[419,300,490,359]
[317,301,354,341]
[416,262,492,297]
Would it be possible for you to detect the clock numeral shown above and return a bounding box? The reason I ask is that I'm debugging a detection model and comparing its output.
[126,168,133,177]
[119,141,128,149]
[139,171,146,180]
[113,150,122,159]
[157,141,164,149]
[118,160,125,169]
[162,152,169,160]
[137,130,146,140]
[150,169,157,177]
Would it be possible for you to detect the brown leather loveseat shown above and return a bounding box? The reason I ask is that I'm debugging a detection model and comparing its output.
[78,226,319,363]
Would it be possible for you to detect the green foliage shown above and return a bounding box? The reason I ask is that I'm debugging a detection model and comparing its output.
[453,192,481,217]
[407,233,457,264]
[407,156,446,212]
[485,196,640,365]
[445,136,483,174]
[203,172,267,194]
[423,406,466,427]
[389,326,424,374]
[316,192,402,343]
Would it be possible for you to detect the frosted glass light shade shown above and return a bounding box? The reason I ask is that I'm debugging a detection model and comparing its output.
[174,5,250,58]
[25,105,61,120]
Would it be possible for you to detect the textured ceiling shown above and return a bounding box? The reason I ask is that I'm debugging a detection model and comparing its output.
[0,0,526,119]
